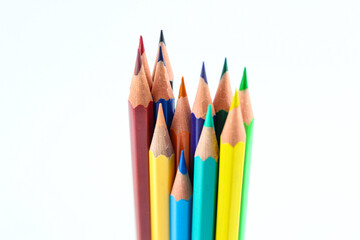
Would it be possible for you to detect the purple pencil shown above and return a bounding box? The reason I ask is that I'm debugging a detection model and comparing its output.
[189,62,215,181]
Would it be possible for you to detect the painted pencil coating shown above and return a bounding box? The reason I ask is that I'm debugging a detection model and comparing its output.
[216,91,246,240]
[238,68,255,240]
[238,120,254,240]
[128,104,153,240]
[150,152,175,240]
[170,151,192,240]
[149,104,175,240]
[192,105,219,240]
[170,196,192,240]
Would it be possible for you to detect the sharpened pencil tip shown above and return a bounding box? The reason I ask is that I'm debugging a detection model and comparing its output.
[204,104,214,128]
[159,30,165,45]
[138,36,145,55]
[200,62,208,84]
[179,151,187,174]
[134,49,142,75]
[156,103,166,127]
[221,58,228,78]
[158,46,165,65]
[230,90,240,111]
[179,77,187,98]
[239,67,248,90]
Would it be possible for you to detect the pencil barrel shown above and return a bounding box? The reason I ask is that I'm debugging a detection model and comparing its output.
[149,152,175,240]
[128,102,153,240]
[238,120,254,240]
[216,141,245,240]
[170,195,192,240]
[192,156,218,240]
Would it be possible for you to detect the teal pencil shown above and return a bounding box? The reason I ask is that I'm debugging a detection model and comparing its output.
[192,104,219,240]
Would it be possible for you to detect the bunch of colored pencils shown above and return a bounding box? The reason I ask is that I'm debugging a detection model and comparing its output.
[128,30,255,240]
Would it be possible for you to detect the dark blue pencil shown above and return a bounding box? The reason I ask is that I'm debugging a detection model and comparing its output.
[151,46,175,131]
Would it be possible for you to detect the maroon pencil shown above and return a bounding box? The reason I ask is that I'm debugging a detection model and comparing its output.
[128,44,153,239]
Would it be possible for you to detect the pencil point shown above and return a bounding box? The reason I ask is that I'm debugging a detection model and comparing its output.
[179,77,187,98]
[158,46,165,65]
[204,104,214,128]
[159,30,165,45]
[156,103,166,127]
[200,62,208,84]
[134,49,142,75]
[138,35,145,55]
[230,90,240,111]
[179,151,187,174]
[221,58,228,78]
[239,67,248,91]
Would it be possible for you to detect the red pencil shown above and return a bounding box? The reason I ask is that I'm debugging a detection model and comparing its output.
[128,47,153,240]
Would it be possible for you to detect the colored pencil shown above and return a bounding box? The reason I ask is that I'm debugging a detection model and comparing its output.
[152,46,175,131]
[153,30,174,88]
[170,77,191,171]
[149,103,175,240]
[216,90,246,240]
[128,48,153,240]
[170,151,193,240]
[213,58,233,145]
[139,35,153,90]
[238,68,255,240]
[190,62,215,181]
[192,104,219,240]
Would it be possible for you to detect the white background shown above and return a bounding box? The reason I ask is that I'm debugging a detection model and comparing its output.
[1,0,360,239]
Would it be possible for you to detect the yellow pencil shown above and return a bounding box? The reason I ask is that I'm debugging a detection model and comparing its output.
[216,90,246,240]
[149,103,175,240]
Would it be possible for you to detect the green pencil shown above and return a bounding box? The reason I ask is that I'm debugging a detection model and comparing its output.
[238,67,255,240]
[192,104,219,240]
[213,58,233,145]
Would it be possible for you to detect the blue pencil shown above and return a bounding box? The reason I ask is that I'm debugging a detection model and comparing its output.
[170,151,193,240]
[190,62,215,181]
[152,46,175,131]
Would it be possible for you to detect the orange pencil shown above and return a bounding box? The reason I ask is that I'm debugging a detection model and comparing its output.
[170,77,191,170]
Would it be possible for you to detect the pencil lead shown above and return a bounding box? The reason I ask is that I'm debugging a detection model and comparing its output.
[179,77,187,98]
[230,90,240,111]
[134,49,142,75]
[239,67,248,91]
[221,58,228,78]
[138,35,145,55]
[158,46,165,66]
[159,30,166,45]
[179,151,187,174]
[200,62,208,84]
[204,104,214,128]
